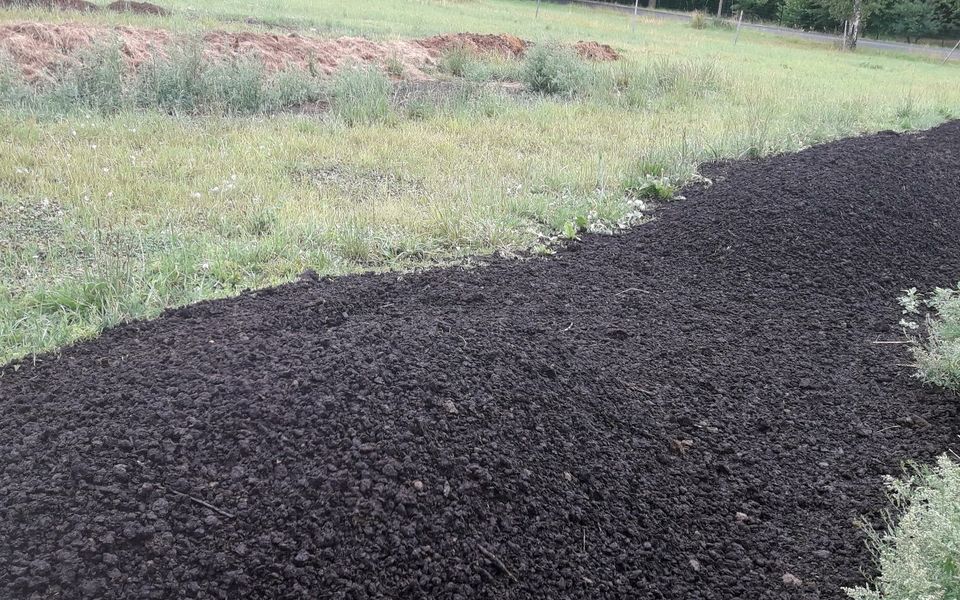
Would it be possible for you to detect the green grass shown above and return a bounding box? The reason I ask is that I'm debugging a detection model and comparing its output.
[845,287,960,599]
[521,43,589,95]
[845,454,960,600]
[0,0,959,363]
[899,285,960,391]
[329,65,392,125]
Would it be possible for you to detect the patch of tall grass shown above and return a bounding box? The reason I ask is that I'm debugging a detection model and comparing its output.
[520,43,589,96]
[690,11,708,29]
[438,45,475,78]
[0,42,325,116]
[901,284,960,390]
[600,57,725,109]
[329,64,392,125]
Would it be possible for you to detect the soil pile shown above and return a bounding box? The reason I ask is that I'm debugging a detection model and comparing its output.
[0,22,169,80]
[0,23,621,81]
[106,1,170,16]
[418,32,530,57]
[0,23,439,80]
[2,123,960,599]
[201,31,436,77]
[419,33,621,61]
[574,40,619,60]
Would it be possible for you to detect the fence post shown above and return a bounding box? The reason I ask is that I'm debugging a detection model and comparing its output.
[944,39,960,64]
[733,10,743,44]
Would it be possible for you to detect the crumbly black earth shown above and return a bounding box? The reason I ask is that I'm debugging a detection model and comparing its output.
[2,123,960,600]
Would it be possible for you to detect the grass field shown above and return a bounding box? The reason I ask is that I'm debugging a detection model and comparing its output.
[1,0,959,363]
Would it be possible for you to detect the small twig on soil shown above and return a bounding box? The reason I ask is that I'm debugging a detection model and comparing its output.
[871,340,911,344]
[615,287,650,295]
[163,486,235,519]
[561,322,574,332]
[478,543,519,583]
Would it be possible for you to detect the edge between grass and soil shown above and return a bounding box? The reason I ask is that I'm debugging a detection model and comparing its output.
[0,0,959,366]
[844,286,960,600]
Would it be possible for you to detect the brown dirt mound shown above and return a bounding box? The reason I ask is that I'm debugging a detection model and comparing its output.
[418,32,530,58]
[419,33,620,61]
[106,0,170,16]
[0,22,438,81]
[0,22,169,80]
[0,23,618,82]
[0,0,98,11]
[574,40,620,61]
[200,31,436,78]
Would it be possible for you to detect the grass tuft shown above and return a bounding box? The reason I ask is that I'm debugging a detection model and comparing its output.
[438,45,475,78]
[0,43,324,116]
[849,287,960,600]
[691,11,708,29]
[46,42,127,114]
[907,285,960,390]
[329,64,392,125]
[520,43,589,96]
[845,455,960,600]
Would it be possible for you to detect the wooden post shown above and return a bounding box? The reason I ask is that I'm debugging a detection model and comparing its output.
[717,0,723,18]
[944,39,960,64]
[733,10,743,44]
[536,0,541,18]
[632,0,639,32]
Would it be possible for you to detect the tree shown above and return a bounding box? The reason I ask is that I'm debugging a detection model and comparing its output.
[933,0,960,36]
[846,0,863,49]
[781,0,836,29]
[732,0,781,18]
[886,0,941,41]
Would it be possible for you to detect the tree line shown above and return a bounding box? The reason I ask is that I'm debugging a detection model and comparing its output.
[591,0,960,42]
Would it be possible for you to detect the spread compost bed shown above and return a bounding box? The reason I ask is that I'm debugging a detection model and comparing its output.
[3,123,960,599]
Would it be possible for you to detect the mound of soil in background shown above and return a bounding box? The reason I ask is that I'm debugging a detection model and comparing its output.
[106,0,170,16]
[418,32,530,57]
[0,23,621,81]
[0,0,98,11]
[419,32,621,61]
[574,40,620,60]
[0,22,170,80]
[3,123,960,599]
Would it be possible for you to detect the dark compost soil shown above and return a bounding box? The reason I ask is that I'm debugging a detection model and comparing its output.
[2,122,960,600]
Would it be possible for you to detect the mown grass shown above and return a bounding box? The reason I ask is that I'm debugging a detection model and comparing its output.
[0,0,959,363]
